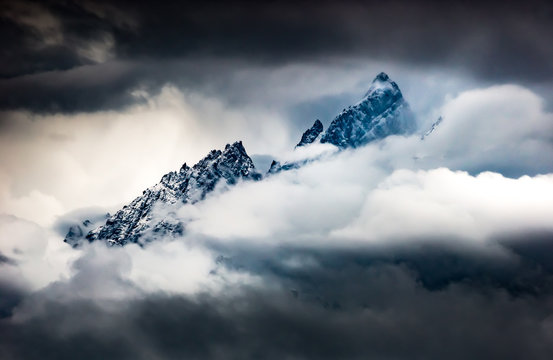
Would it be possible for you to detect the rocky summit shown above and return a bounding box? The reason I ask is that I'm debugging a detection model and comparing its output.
[65,141,261,246]
[268,72,417,174]
[296,119,324,147]
[320,72,415,148]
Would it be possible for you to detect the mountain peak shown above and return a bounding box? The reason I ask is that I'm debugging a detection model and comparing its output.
[363,72,401,100]
[223,141,250,161]
[320,72,415,148]
[296,119,324,147]
[374,71,390,82]
[77,141,260,246]
[225,140,244,152]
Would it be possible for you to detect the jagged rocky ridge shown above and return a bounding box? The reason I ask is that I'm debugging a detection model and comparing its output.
[65,141,260,246]
[296,119,323,147]
[269,72,416,173]
[66,72,421,246]
[268,119,324,173]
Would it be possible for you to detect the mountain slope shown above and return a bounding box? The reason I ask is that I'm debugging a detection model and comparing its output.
[66,141,260,246]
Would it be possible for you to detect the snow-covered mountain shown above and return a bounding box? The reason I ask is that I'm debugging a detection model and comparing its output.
[65,141,261,246]
[269,72,416,174]
[320,72,415,148]
[66,72,419,246]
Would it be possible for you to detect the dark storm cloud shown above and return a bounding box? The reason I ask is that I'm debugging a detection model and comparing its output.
[1,266,553,360]
[2,232,553,359]
[1,0,552,112]
[0,58,257,113]
[0,61,141,113]
[0,280,25,319]
[210,231,553,296]
[0,253,17,266]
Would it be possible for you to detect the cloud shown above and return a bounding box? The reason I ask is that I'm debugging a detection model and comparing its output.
[177,85,553,246]
[182,160,553,248]
[0,215,77,290]
[2,254,553,360]
[2,0,64,47]
[0,85,290,225]
[2,205,553,359]
[336,168,553,243]
[2,76,553,358]
[420,84,553,176]
[1,0,553,113]
[2,82,552,233]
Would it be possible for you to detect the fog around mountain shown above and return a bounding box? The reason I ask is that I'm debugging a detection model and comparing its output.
[1,1,553,359]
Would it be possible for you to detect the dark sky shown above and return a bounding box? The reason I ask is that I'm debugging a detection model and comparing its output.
[1,0,553,113]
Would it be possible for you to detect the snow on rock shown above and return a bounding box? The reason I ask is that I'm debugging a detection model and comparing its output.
[296,119,324,147]
[320,72,416,148]
[70,141,261,246]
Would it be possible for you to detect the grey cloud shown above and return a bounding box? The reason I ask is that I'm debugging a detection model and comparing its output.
[0,279,25,319]
[1,0,553,112]
[3,199,553,359]
[0,253,17,266]
[0,61,143,113]
[209,231,553,297]
[2,242,553,359]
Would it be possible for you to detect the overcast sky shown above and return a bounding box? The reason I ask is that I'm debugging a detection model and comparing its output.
[1,0,553,223]
[1,1,553,359]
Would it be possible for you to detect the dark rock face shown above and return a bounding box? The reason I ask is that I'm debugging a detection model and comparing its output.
[320,72,416,148]
[296,119,323,147]
[268,160,282,174]
[64,218,104,248]
[69,141,261,246]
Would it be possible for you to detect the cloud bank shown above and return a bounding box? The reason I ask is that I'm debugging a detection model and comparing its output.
[1,0,552,114]
[1,80,553,358]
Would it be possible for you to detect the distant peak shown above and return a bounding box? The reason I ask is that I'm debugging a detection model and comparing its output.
[296,119,324,147]
[320,71,414,149]
[225,141,238,148]
[374,72,390,82]
[224,141,247,155]
[364,72,401,99]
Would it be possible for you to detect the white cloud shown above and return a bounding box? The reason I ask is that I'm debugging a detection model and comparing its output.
[0,86,289,226]
[415,84,553,175]
[0,214,260,301]
[0,215,77,290]
[173,84,553,247]
[2,80,553,304]
[335,168,553,243]
[181,155,553,248]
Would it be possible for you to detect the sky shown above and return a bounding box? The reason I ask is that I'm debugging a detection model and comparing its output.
[1,0,553,359]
